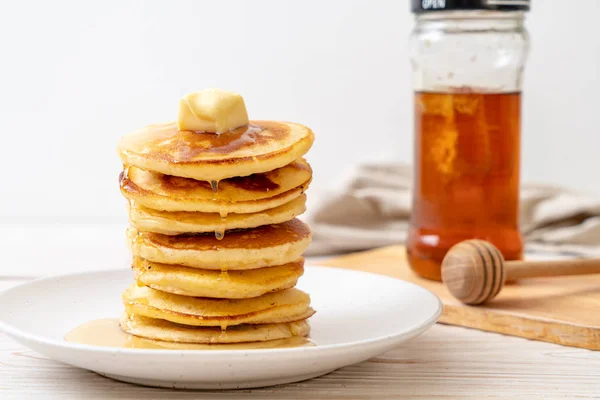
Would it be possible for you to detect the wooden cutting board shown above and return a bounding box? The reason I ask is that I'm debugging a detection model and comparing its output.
[322,245,600,350]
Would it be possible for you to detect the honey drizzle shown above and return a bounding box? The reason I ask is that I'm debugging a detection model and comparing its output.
[218,270,230,281]
[122,164,130,180]
[209,180,226,240]
[216,211,228,240]
[210,180,219,194]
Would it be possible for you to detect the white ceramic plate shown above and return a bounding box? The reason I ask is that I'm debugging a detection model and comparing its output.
[0,266,441,389]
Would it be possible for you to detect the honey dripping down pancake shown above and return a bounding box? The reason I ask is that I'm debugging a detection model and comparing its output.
[127,218,312,270]
[128,194,307,236]
[120,313,311,344]
[123,285,315,328]
[132,257,305,298]
[120,158,312,214]
[117,121,314,181]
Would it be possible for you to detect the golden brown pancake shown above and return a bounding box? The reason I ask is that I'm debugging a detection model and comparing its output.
[128,194,306,235]
[132,257,304,298]
[120,159,312,213]
[120,313,310,344]
[128,218,311,270]
[123,285,314,328]
[124,335,314,350]
[117,121,314,181]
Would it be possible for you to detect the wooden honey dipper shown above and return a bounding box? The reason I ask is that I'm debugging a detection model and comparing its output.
[441,239,600,305]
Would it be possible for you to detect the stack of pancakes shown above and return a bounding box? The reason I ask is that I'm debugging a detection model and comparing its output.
[117,120,315,347]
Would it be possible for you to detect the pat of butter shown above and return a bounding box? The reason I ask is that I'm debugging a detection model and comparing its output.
[177,89,249,133]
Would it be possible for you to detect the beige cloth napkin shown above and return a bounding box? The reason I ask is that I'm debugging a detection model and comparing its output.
[305,163,600,257]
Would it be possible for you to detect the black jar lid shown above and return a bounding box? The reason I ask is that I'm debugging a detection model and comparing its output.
[412,0,530,13]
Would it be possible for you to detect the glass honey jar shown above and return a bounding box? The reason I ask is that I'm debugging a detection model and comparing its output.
[407,0,530,280]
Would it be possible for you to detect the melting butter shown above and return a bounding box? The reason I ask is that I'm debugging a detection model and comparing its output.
[177,89,249,133]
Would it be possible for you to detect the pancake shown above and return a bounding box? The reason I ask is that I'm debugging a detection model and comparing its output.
[117,120,314,181]
[132,257,304,298]
[124,335,313,350]
[120,159,312,214]
[120,313,310,344]
[129,195,306,235]
[128,218,311,270]
[123,285,314,328]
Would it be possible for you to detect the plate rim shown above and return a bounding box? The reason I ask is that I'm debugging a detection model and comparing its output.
[0,265,442,357]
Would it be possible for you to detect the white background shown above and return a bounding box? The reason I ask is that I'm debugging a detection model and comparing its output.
[0,0,598,221]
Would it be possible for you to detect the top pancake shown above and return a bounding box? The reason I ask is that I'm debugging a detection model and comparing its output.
[117,120,314,181]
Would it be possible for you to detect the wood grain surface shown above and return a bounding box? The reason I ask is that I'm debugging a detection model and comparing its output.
[322,245,600,350]
[2,247,600,398]
[2,319,600,399]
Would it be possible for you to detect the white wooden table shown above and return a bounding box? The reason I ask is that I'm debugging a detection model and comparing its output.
[1,224,600,399]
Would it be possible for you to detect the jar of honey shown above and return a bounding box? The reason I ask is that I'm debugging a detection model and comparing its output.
[407,0,530,280]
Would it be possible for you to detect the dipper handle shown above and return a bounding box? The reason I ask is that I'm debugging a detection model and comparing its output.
[505,258,600,279]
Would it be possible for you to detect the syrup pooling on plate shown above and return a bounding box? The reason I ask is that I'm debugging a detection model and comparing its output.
[65,319,314,350]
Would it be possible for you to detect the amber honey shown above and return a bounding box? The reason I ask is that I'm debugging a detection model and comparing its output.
[407,91,524,281]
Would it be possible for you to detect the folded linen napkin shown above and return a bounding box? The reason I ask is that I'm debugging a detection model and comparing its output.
[304,163,600,257]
